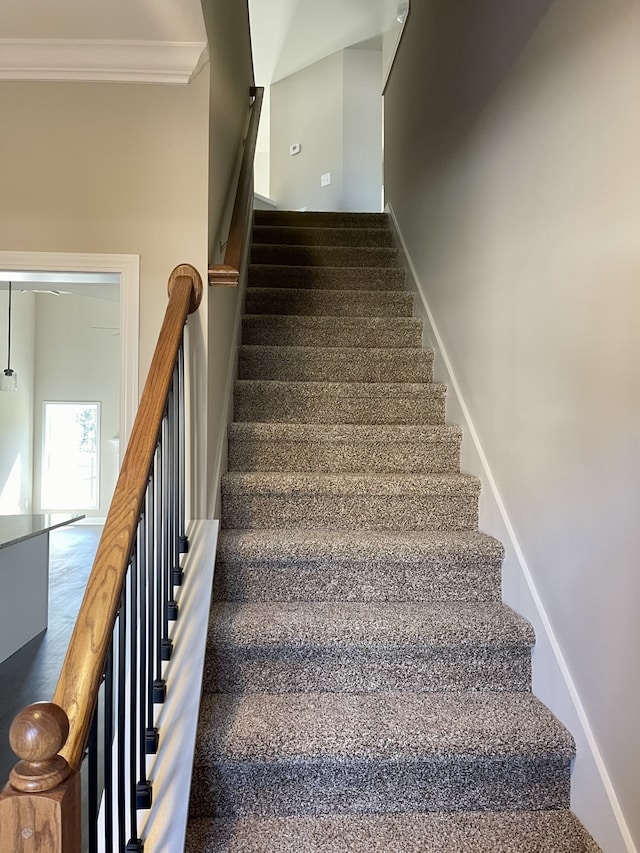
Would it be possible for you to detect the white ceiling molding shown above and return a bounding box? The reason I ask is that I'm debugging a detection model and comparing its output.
[0,39,207,84]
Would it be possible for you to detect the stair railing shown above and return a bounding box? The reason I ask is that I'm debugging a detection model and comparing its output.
[209,86,264,286]
[0,264,203,853]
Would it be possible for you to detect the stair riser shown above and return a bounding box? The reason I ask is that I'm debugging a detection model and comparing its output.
[254,211,390,229]
[234,385,446,425]
[238,348,433,384]
[190,757,571,818]
[253,226,394,248]
[204,649,531,694]
[228,439,460,474]
[241,318,423,348]
[249,265,406,291]
[245,290,413,317]
[221,494,479,531]
[213,559,502,602]
[251,245,400,268]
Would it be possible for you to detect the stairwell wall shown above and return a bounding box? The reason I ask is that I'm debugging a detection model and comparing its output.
[384,1,640,851]
[201,0,256,519]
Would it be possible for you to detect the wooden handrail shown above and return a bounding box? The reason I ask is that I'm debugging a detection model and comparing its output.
[43,264,201,772]
[209,86,264,286]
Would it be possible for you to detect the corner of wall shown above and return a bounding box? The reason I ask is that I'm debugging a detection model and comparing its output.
[386,202,636,853]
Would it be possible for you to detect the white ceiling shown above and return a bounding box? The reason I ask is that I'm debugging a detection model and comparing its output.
[249,0,403,85]
[0,0,207,83]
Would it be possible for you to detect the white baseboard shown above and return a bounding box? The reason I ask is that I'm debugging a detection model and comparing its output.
[386,202,636,853]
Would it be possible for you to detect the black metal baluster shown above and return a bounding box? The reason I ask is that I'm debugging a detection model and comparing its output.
[104,643,114,853]
[117,585,127,851]
[160,412,173,663]
[87,704,99,853]
[167,376,180,622]
[126,543,144,851]
[138,503,156,780]
[153,445,166,704]
[178,343,189,556]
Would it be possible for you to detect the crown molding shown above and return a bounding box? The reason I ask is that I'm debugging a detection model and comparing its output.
[0,39,208,84]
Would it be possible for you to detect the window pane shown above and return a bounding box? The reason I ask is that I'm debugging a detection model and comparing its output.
[42,402,100,510]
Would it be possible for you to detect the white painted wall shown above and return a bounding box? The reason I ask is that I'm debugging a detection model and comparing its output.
[32,293,120,519]
[271,48,382,211]
[0,291,35,513]
[385,1,639,850]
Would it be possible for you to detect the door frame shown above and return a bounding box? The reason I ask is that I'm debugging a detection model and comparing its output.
[0,251,139,450]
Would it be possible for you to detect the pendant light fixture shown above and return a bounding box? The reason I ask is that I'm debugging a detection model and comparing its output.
[1,281,17,392]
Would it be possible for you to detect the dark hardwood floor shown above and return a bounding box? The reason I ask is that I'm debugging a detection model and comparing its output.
[0,524,101,782]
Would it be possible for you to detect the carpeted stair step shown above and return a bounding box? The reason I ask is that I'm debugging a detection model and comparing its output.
[248,264,406,291]
[203,601,534,693]
[241,315,423,348]
[254,210,390,229]
[237,345,433,383]
[251,244,400,268]
[253,225,394,248]
[245,287,412,317]
[227,423,461,473]
[187,810,601,853]
[220,472,480,531]
[213,529,504,603]
[234,380,447,424]
[189,691,575,818]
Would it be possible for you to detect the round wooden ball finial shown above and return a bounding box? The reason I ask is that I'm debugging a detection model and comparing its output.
[9,702,72,792]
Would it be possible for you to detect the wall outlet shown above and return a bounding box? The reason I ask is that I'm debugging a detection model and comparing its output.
[290,143,301,156]
[321,172,331,187]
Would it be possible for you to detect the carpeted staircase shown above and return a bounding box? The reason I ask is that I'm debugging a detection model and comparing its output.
[186,210,601,851]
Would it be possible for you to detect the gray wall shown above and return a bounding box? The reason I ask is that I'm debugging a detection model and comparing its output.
[271,51,345,211]
[343,47,383,212]
[201,0,255,516]
[384,1,639,850]
[270,47,382,211]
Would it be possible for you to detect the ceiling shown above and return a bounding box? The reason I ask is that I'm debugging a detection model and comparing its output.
[249,0,404,85]
[0,0,404,85]
[0,0,207,83]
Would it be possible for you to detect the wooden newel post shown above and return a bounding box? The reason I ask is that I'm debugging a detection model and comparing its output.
[0,703,81,853]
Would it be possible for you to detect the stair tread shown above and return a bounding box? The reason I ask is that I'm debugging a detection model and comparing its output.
[254,210,391,228]
[248,264,406,291]
[221,471,480,496]
[251,245,400,267]
[253,225,394,247]
[239,344,428,356]
[228,422,462,442]
[209,601,534,648]
[246,287,413,317]
[242,314,421,328]
[186,810,600,853]
[196,691,574,761]
[216,528,504,566]
[235,379,446,397]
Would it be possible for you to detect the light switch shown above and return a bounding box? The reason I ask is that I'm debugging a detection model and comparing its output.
[290,143,301,155]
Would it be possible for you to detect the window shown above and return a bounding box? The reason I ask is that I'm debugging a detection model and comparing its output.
[41,402,100,510]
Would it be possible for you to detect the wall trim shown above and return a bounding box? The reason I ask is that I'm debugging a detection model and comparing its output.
[386,202,636,853]
[0,251,139,451]
[0,39,207,84]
